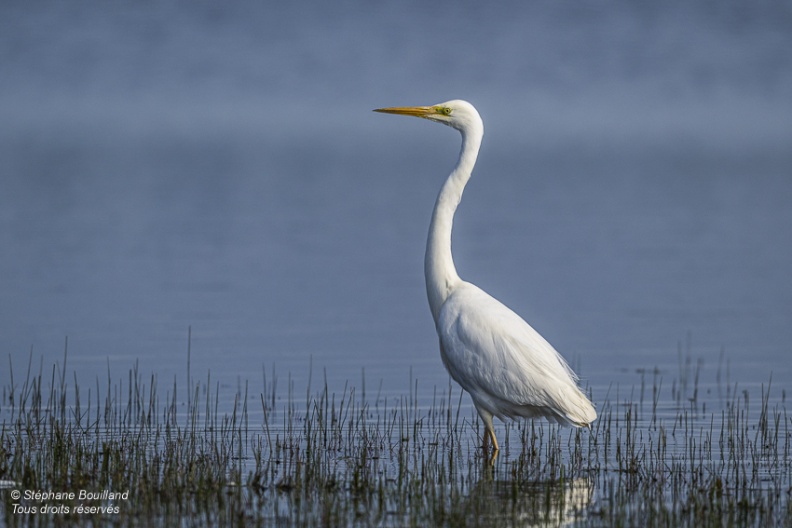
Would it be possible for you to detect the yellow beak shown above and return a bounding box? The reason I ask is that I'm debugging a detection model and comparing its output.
[373,106,434,118]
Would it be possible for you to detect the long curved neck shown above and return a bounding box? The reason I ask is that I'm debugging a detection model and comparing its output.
[425,128,483,324]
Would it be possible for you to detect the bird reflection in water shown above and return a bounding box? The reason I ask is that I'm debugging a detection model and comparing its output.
[463,475,592,527]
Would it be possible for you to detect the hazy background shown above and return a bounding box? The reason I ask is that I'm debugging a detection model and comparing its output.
[1,1,791,402]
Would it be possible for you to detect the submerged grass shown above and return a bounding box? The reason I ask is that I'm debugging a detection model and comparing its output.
[0,344,790,527]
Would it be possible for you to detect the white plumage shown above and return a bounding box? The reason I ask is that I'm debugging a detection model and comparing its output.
[375,100,596,451]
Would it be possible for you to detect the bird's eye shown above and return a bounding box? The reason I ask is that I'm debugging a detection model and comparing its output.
[436,106,452,116]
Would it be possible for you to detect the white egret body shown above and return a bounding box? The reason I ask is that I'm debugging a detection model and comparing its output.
[375,100,596,451]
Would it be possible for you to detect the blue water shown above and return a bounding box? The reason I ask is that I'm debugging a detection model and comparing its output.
[1,1,791,407]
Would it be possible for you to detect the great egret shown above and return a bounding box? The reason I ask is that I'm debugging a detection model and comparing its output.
[374,100,596,452]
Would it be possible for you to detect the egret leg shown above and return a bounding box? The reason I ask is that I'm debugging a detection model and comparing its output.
[487,427,500,452]
[476,407,499,452]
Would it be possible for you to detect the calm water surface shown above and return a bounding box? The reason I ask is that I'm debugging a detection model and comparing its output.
[1,1,791,409]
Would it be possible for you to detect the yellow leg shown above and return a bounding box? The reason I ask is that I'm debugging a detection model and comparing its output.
[476,406,499,453]
[488,427,500,452]
[481,423,499,452]
[483,427,499,466]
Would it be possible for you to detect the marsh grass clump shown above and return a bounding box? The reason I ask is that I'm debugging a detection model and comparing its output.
[1,349,253,527]
[0,347,790,527]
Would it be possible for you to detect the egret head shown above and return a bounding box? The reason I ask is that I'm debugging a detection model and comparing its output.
[374,99,483,135]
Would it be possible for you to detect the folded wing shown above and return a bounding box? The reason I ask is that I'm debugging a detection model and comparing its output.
[437,282,596,427]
